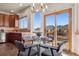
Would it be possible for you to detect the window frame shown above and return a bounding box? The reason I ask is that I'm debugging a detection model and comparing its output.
[19,16,28,29]
[44,8,72,50]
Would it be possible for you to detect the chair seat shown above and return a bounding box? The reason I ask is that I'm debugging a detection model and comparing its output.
[19,49,29,56]
[19,48,37,56]
[30,49,38,56]
[41,49,52,56]
[41,49,61,56]
[52,50,61,56]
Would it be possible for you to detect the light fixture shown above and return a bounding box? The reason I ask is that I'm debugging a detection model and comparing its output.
[17,13,20,15]
[31,3,48,13]
[43,9,45,12]
[33,3,35,7]
[40,3,44,8]
[45,5,48,9]
[19,3,23,7]
[10,10,14,12]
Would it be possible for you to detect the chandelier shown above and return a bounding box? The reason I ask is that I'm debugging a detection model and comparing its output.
[31,3,48,13]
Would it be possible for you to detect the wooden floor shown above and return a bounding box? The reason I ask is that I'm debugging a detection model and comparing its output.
[0,41,33,56]
[0,43,18,56]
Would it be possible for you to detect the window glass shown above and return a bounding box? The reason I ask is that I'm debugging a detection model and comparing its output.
[19,16,28,29]
[34,12,41,32]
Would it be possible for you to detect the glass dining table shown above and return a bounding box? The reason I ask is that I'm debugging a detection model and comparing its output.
[32,35,52,56]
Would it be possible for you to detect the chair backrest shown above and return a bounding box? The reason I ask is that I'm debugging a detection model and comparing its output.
[40,36,48,40]
[15,40,25,51]
[57,41,67,53]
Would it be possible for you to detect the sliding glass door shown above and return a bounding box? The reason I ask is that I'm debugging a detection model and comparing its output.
[56,12,69,50]
[46,15,56,46]
[44,9,72,50]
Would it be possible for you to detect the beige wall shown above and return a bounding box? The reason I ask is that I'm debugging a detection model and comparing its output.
[72,3,79,55]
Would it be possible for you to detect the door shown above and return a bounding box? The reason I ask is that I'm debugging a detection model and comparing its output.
[45,15,56,46]
[44,8,72,50]
[56,12,69,50]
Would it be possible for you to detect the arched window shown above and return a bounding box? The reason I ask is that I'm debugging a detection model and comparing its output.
[34,12,42,32]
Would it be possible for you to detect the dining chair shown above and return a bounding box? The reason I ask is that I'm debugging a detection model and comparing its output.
[15,40,38,56]
[41,41,67,56]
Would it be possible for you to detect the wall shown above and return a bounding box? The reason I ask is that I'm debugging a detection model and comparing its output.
[72,4,79,55]
[0,11,13,15]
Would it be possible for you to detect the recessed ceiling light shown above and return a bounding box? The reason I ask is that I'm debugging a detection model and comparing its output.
[33,3,35,7]
[41,3,43,7]
[19,3,23,7]
[11,10,14,12]
[17,13,20,15]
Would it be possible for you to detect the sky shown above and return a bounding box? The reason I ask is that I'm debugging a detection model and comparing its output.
[34,12,69,29]
[46,12,69,26]
[34,12,42,29]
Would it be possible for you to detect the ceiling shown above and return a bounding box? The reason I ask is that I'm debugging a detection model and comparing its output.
[0,3,74,15]
[0,3,31,14]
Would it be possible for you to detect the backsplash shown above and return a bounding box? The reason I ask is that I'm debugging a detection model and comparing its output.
[0,27,17,32]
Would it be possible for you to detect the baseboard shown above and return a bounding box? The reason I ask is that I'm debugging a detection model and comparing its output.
[66,49,79,56]
[71,51,79,56]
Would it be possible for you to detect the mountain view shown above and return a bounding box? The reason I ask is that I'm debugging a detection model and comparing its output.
[34,24,68,36]
[35,24,68,31]
[46,24,68,31]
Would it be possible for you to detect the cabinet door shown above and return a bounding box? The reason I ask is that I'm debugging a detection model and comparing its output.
[15,15,19,27]
[9,15,15,27]
[3,15,9,27]
[0,14,4,26]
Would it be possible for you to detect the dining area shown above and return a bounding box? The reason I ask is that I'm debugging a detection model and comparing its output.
[14,32,66,56]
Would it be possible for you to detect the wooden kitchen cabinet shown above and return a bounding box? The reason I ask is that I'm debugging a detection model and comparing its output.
[0,14,4,26]
[9,15,15,27]
[0,14,19,27]
[15,15,19,27]
[3,15,9,27]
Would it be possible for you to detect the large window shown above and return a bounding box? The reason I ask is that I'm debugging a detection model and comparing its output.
[19,16,28,29]
[57,12,69,45]
[34,12,42,32]
[45,11,69,48]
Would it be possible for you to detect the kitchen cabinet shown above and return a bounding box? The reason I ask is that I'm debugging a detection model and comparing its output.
[0,14,4,26]
[3,15,9,27]
[0,14,19,27]
[9,15,15,27]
